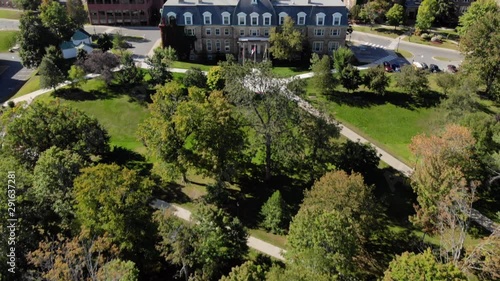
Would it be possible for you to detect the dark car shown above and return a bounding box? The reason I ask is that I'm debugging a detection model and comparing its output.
[383,61,393,72]
[429,64,440,73]
[421,62,429,70]
[447,64,458,73]
[391,63,401,72]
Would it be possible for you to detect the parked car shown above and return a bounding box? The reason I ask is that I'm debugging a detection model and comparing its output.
[412,61,423,69]
[421,62,429,70]
[391,63,401,72]
[383,61,393,72]
[429,64,440,73]
[447,64,458,73]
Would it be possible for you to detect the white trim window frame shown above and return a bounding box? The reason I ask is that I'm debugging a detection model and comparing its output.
[203,11,212,25]
[206,39,212,52]
[313,41,323,52]
[250,12,259,26]
[215,40,221,52]
[224,28,230,35]
[215,28,220,35]
[185,28,194,36]
[328,41,339,52]
[330,28,339,36]
[225,40,230,52]
[264,29,269,36]
[222,12,231,25]
[278,12,288,25]
[250,29,259,36]
[205,28,211,35]
[332,12,342,26]
[263,12,271,26]
[183,12,192,25]
[238,12,246,25]
[240,29,245,36]
[316,12,325,26]
[297,12,306,25]
[314,28,325,36]
[167,12,176,24]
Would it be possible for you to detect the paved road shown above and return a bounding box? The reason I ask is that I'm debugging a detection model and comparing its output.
[0,53,34,102]
[151,199,287,260]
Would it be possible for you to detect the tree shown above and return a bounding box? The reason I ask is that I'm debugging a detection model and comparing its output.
[112,32,128,50]
[434,0,457,27]
[82,50,120,85]
[459,11,500,100]
[386,4,404,30]
[220,261,267,281]
[457,0,498,37]
[259,190,289,235]
[40,0,74,41]
[436,72,459,96]
[383,249,467,281]
[183,67,207,89]
[415,0,438,32]
[31,147,85,231]
[3,101,110,166]
[13,0,41,10]
[115,51,143,86]
[359,0,388,28]
[145,47,176,85]
[440,80,481,122]
[66,0,88,28]
[340,64,362,92]
[68,65,86,89]
[364,65,389,95]
[332,46,353,75]
[97,259,139,281]
[18,11,55,68]
[395,65,429,96]
[73,164,155,252]
[207,65,225,90]
[155,205,248,280]
[97,33,113,52]
[39,50,66,92]
[462,229,500,280]
[333,140,380,178]
[310,53,336,95]
[269,16,304,60]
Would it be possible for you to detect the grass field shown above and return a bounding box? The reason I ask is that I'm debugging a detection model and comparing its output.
[171,61,215,71]
[395,49,414,59]
[0,9,23,20]
[404,36,459,51]
[11,72,40,99]
[271,66,310,77]
[0,31,18,52]
[352,25,406,39]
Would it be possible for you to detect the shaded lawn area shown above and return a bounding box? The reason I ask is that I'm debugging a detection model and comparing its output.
[0,30,18,52]
[171,61,214,71]
[271,66,310,78]
[352,25,407,39]
[11,72,40,99]
[404,35,459,51]
[0,9,23,20]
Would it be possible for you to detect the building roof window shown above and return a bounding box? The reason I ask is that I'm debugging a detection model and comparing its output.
[297,12,306,25]
[332,12,342,26]
[203,11,212,25]
[316,12,325,26]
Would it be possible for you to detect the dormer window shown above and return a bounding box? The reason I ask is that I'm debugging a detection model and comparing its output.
[278,12,288,25]
[250,12,259,26]
[166,12,176,24]
[332,12,342,26]
[251,0,257,4]
[183,12,192,25]
[297,12,306,25]
[203,11,212,25]
[238,12,246,25]
[316,12,325,26]
[263,12,271,26]
[222,12,231,25]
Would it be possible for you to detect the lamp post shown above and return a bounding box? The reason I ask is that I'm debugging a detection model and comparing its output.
[397,37,401,52]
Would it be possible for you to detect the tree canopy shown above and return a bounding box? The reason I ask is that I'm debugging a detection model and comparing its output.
[18,11,55,68]
[386,4,404,29]
[269,16,304,60]
[145,46,176,85]
[416,0,438,31]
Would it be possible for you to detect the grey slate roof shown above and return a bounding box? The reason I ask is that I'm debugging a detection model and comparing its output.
[161,0,348,26]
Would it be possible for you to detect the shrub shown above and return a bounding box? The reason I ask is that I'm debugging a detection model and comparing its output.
[203,183,231,209]
[431,36,442,43]
[420,33,431,40]
[260,190,289,235]
[7,101,15,108]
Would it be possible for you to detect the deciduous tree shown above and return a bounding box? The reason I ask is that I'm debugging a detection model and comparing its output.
[386,4,404,30]
[115,51,143,86]
[96,33,113,52]
[333,140,380,179]
[183,67,207,89]
[395,65,429,96]
[82,50,120,85]
[68,65,86,89]
[269,16,304,60]
[457,0,498,37]
[415,0,438,32]
[364,65,389,95]
[340,64,362,92]
[13,0,41,10]
[332,46,353,75]
[220,261,267,281]
[97,259,139,281]
[310,53,336,95]
[145,47,176,85]
[207,65,225,90]
[39,50,66,92]
[40,0,74,41]
[259,190,289,235]
[18,11,55,68]
[66,0,88,28]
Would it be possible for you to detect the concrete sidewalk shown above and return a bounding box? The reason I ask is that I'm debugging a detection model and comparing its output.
[151,199,287,260]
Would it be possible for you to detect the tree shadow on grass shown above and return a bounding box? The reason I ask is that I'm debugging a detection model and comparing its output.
[52,86,119,101]
[373,27,407,36]
[325,89,443,110]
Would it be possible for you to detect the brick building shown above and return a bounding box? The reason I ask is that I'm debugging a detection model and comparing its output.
[86,0,164,25]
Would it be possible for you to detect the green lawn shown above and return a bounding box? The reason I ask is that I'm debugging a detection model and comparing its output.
[395,49,414,59]
[10,72,41,100]
[352,25,407,39]
[0,30,18,52]
[0,9,23,20]
[433,56,455,62]
[271,66,310,78]
[403,36,459,51]
[171,61,214,71]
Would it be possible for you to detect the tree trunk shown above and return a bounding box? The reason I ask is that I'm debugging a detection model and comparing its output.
[265,135,272,181]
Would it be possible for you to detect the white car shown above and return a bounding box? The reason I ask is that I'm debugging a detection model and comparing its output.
[412,61,423,69]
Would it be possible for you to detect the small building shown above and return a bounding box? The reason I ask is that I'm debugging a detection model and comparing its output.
[60,29,94,59]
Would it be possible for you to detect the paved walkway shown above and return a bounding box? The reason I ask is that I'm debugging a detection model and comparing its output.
[151,199,286,260]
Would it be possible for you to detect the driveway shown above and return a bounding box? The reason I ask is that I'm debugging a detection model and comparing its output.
[0,53,34,102]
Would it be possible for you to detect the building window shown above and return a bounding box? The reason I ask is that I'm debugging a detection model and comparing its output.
[224,28,230,35]
[263,13,271,26]
[203,11,212,25]
[459,6,468,13]
[328,41,339,52]
[167,12,176,24]
[316,12,325,26]
[297,12,306,25]
[313,41,323,52]
[225,40,230,52]
[240,29,245,36]
[330,28,339,36]
[206,28,211,35]
[264,29,269,36]
[279,12,288,25]
[314,29,325,36]
[250,12,259,25]
[238,12,246,25]
[185,28,194,36]
[250,29,259,36]
[251,0,257,4]
[332,13,342,26]
[222,12,231,25]
[216,40,221,52]
[206,39,212,52]
[215,28,220,35]
[183,12,192,25]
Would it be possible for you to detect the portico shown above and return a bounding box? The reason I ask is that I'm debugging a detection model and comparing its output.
[238,37,269,62]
